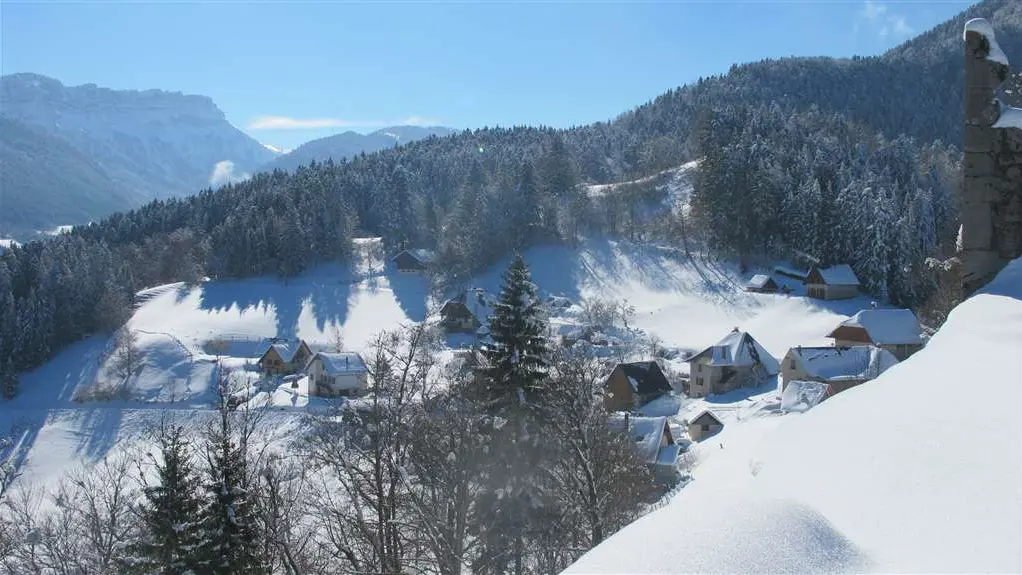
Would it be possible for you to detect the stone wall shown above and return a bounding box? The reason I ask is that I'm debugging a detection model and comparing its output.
[961,21,1022,294]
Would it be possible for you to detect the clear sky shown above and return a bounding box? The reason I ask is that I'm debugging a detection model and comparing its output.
[2,1,974,150]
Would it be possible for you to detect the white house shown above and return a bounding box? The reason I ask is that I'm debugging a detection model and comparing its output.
[306,352,369,397]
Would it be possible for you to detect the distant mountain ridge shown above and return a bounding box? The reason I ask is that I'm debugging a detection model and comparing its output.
[0,73,275,238]
[265,126,455,172]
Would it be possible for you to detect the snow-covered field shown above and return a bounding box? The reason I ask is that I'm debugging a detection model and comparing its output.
[566,259,1022,574]
[1,237,886,517]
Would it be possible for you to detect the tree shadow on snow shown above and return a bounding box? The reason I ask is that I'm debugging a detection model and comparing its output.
[389,267,430,323]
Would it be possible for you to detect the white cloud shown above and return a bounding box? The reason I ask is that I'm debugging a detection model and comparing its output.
[209,160,251,187]
[248,115,443,130]
[860,0,914,39]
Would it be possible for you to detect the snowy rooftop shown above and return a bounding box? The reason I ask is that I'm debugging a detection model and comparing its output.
[746,274,774,289]
[266,341,306,363]
[407,248,437,263]
[314,352,367,375]
[687,410,723,426]
[812,264,860,286]
[790,345,898,381]
[832,308,922,345]
[780,379,830,412]
[609,414,671,465]
[689,330,780,374]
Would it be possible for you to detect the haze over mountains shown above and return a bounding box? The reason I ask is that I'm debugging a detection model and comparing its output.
[266,126,455,172]
[0,73,452,240]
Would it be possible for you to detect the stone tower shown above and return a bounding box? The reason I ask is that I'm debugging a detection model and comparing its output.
[961,18,1022,294]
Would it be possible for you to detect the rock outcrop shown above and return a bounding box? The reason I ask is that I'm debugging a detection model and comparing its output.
[961,19,1022,294]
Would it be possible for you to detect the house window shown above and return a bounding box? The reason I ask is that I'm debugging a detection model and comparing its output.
[701,424,710,432]
[697,364,702,373]
[789,358,795,370]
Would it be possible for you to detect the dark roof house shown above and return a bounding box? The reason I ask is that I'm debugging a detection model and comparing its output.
[604,361,673,411]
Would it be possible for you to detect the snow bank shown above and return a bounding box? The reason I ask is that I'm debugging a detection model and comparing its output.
[964,18,1009,66]
[566,487,869,574]
[565,258,1022,574]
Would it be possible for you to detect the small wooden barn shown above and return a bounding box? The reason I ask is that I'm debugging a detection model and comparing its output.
[805,265,860,300]
[686,410,724,441]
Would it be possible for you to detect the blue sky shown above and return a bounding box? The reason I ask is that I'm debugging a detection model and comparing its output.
[2,1,974,150]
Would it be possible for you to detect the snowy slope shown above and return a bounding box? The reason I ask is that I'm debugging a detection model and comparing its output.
[0,238,881,503]
[566,259,1022,574]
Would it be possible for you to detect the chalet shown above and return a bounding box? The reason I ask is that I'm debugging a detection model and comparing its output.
[744,274,779,293]
[686,329,780,398]
[440,291,491,334]
[609,414,681,484]
[257,339,313,375]
[805,264,860,300]
[826,308,924,360]
[604,361,673,412]
[780,345,898,396]
[392,248,437,274]
[306,351,369,397]
[686,410,723,441]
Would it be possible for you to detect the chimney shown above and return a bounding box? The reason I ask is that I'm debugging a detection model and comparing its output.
[871,300,878,310]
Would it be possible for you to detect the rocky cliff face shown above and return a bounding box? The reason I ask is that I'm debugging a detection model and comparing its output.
[960,20,1022,294]
[0,73,275,202]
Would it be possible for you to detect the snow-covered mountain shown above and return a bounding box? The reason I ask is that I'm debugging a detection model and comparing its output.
[264,125,454,172]
[565,259,1022,574]
[0,73,276,237]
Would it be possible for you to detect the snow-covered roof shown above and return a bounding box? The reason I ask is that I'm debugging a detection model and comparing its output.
[686,410,723,427]
[774,265,809,279]
[831,308,922,345]
[964,18,1009,66]
[393,248,437,264]
[811,264,860,286]
[609,414,672,465]
[746,274,775,289]
[264,340,308,363]
[313,352,367,376]
[688,330,780,374]
[780,380,830,413]
[789,345,898,382]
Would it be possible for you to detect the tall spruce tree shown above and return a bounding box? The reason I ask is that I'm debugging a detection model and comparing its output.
[199,379,263,574]
[478,254,551,411]
[473,255,553,575]
[125,422,204,575]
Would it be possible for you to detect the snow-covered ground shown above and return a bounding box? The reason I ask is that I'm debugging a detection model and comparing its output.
[566,258,1022,574]
[0,237,886,510]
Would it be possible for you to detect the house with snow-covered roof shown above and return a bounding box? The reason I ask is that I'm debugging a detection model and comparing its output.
[608,413,681,484]
[604,361,673,412]
[306,351,369,397]
[685,410,724,441]
[805,264,860,300]
[257,339,313,375]
[392,248,437,274]
[826,308,923,360]
[780,345,898,396]
[745,274,779,294]
[686,329,779,398]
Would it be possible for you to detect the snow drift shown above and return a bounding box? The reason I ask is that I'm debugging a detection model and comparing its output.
[566,258,1022,574]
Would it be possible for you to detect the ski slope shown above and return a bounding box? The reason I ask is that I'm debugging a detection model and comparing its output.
[1,237,880,502]
[565,258,1022,574]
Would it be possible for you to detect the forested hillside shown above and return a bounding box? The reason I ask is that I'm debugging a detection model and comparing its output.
[0,0,1006,392]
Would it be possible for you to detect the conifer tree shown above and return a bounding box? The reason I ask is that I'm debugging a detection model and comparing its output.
[198,379,263,574]
[125,422,204,574]
[478,254,551,412]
